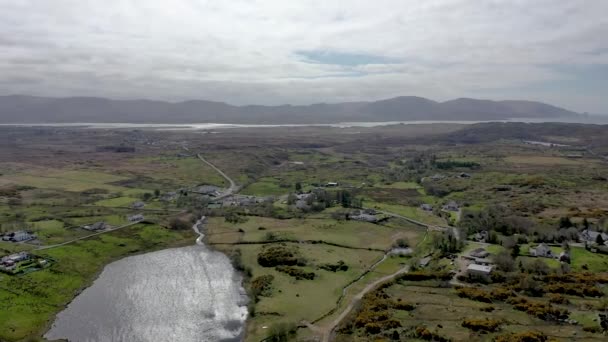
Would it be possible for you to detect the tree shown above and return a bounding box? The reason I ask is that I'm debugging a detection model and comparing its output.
[142,192,153,201]
[287,193,297,205]
[493,251,515,272]
[559,217,573,228]
[511,244,521,258]
[596,234,605,246]
[295,182,302,193]
[154,189,161,197]
[583,218,590,230]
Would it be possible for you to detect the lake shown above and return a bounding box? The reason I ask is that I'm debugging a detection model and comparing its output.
[45,243,248,342]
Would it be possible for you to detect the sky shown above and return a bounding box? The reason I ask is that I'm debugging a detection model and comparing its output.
[0,0,607,113]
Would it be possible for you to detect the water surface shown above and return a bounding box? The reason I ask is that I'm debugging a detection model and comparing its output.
[45,245,248,342]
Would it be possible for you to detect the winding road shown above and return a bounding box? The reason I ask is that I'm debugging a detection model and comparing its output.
[196,153,239,199]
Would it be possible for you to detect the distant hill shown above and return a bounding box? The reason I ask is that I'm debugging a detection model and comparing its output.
[0,95,579,124]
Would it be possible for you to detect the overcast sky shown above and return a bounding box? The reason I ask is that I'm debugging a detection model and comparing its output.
[1,0,607,113]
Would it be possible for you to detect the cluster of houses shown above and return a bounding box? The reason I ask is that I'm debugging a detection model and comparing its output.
[350,209,379,223]
[419,200,460,213]
[528,243,570,261]
[464,248,495,280]
[207,195,273,210]
[0,252,49,275]
[1,230,36,243]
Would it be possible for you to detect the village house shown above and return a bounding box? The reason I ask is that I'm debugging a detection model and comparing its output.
[420,204,433,211]
[442,201,459,212]
[128,214,144,222]
[84,222,107,231]
[350,211,378,223]
[467,264,493,280]
[326,182,339,187]
[419,256,432,268]
[529,243,553,258]
[1,230,36,243]
[132,201,145,209]
[580,229,608,245]
[198,185,222,197]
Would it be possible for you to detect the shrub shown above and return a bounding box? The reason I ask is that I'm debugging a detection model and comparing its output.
[547,293,569,305]
[250,275,274,302]
[462,318,501,332]
[319,260,349,272]
[506,297,568,321]
[414,326,451,342]
[493,331,548,342]
[257,245,299,267]
[456,287,492,303]
[275,266,315,280]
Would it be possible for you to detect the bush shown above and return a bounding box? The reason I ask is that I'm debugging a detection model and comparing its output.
[506,297,568,321]
[414,326,451,342]
[462,318,501,332]
[456,287,492,303]
[257,245,299,267]
[250,275,274,302]
[319,260,348,272]
[494,331,548,342]
[275,266,315,280]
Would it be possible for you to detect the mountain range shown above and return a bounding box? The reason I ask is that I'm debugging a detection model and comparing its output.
[0,95,579,124]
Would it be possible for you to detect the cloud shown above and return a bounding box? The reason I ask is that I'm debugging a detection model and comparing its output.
[0,0,607,112]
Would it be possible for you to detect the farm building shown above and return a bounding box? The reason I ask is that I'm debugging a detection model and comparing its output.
[467,264,493,279]
[529,243,553,258]
[1,230,36,242]
[442,201,459,212]
[420,204,433,211]
[128,214,144,222]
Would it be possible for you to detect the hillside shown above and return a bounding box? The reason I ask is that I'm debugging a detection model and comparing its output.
[0,95,579,124]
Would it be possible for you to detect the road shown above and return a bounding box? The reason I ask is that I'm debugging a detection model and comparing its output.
[377,210,461,240]
[321,266,409,342]
[36,222,139,250]
[196,153,239,200]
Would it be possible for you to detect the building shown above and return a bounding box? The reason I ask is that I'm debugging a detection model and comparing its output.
[459,172,471,178]
[2,230,36,242]
[132,201,145,209]
[442,201,459,212]
[467,264,493,279]
[420,204,433,211]
[529,243,553,258]
[128,214,144,222]
[350,212,378,223]
[198,185,222,197]
[419,256,432,268]
[84,222,107,231]
[580,229,608,245]
[469,248,490,259]
[326,182,339,187]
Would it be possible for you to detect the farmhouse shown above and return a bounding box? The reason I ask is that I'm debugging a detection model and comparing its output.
[84,222,107,231]
[128,214,144,222]
[350,212,378,223]
[529,243,553,258]
[442,201,459,212]
[1,230,36,242]
[467,264,493,279]
[198,185,222,197]
[580,229,608,245]
[132,201,145,209]
[326,182,339,187]
[419,256,432,268]
[420,204,433,211]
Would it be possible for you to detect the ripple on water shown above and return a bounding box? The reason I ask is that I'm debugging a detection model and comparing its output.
[45,245,248,342]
